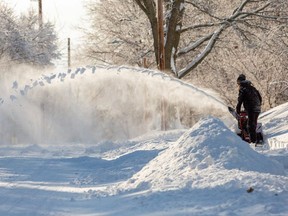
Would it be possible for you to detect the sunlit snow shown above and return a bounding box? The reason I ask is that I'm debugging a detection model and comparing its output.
[0,65,287,216]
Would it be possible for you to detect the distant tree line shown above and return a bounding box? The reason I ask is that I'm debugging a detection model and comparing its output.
[82,0,288,110]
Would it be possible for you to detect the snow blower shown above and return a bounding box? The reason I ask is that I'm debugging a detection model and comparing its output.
[228,106,264,146]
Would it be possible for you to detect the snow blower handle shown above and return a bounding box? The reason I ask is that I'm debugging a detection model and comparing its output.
[228,106,240,120]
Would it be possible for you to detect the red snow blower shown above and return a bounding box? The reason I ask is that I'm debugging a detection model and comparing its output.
[228,106,264,146]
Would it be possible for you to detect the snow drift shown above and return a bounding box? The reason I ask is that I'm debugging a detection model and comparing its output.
[260,101,288,149]
[121,117,285,192]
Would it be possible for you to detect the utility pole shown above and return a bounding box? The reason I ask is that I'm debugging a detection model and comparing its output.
[38,0,43,27]
[157,0,165,71]
[157,0,167,130]
[68,38,71,68]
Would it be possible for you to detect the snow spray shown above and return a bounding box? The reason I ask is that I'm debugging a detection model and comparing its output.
[0,65,227,145]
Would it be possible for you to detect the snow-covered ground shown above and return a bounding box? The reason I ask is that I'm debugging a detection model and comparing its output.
[0,66,287,216]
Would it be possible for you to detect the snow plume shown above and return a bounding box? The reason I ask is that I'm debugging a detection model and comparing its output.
[0,65,228,145]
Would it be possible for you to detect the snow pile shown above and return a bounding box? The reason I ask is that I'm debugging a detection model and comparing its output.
[121,117,285,192]
[260,102,288,149]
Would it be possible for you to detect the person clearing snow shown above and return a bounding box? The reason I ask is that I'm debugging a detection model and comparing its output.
[233,74,263,145]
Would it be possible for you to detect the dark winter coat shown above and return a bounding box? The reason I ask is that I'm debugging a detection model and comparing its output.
[236,80,262,114]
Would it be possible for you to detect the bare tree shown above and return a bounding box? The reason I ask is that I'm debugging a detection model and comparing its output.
[82,0,155,67]
[83,0,288,109]
[133,0,288,79]
[188,21,288,110]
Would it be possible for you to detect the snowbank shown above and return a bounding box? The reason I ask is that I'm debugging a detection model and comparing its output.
[121,117,285,192]
[260,102,288,149]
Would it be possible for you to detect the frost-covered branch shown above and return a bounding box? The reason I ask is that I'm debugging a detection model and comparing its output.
[177,26,225,78]
[174,0,287,78]
[177,33,214,57]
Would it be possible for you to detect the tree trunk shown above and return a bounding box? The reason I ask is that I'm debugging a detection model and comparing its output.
[164,0,184,74]
[134,0,160,65]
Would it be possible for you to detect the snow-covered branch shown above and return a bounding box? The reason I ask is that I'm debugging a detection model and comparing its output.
[177,33,214,57]
[177,26,225,78]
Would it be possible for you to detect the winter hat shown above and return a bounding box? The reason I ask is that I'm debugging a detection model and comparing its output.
[237,74,246,83]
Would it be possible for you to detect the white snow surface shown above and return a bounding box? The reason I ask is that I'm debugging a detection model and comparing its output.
[0,65,287,216]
